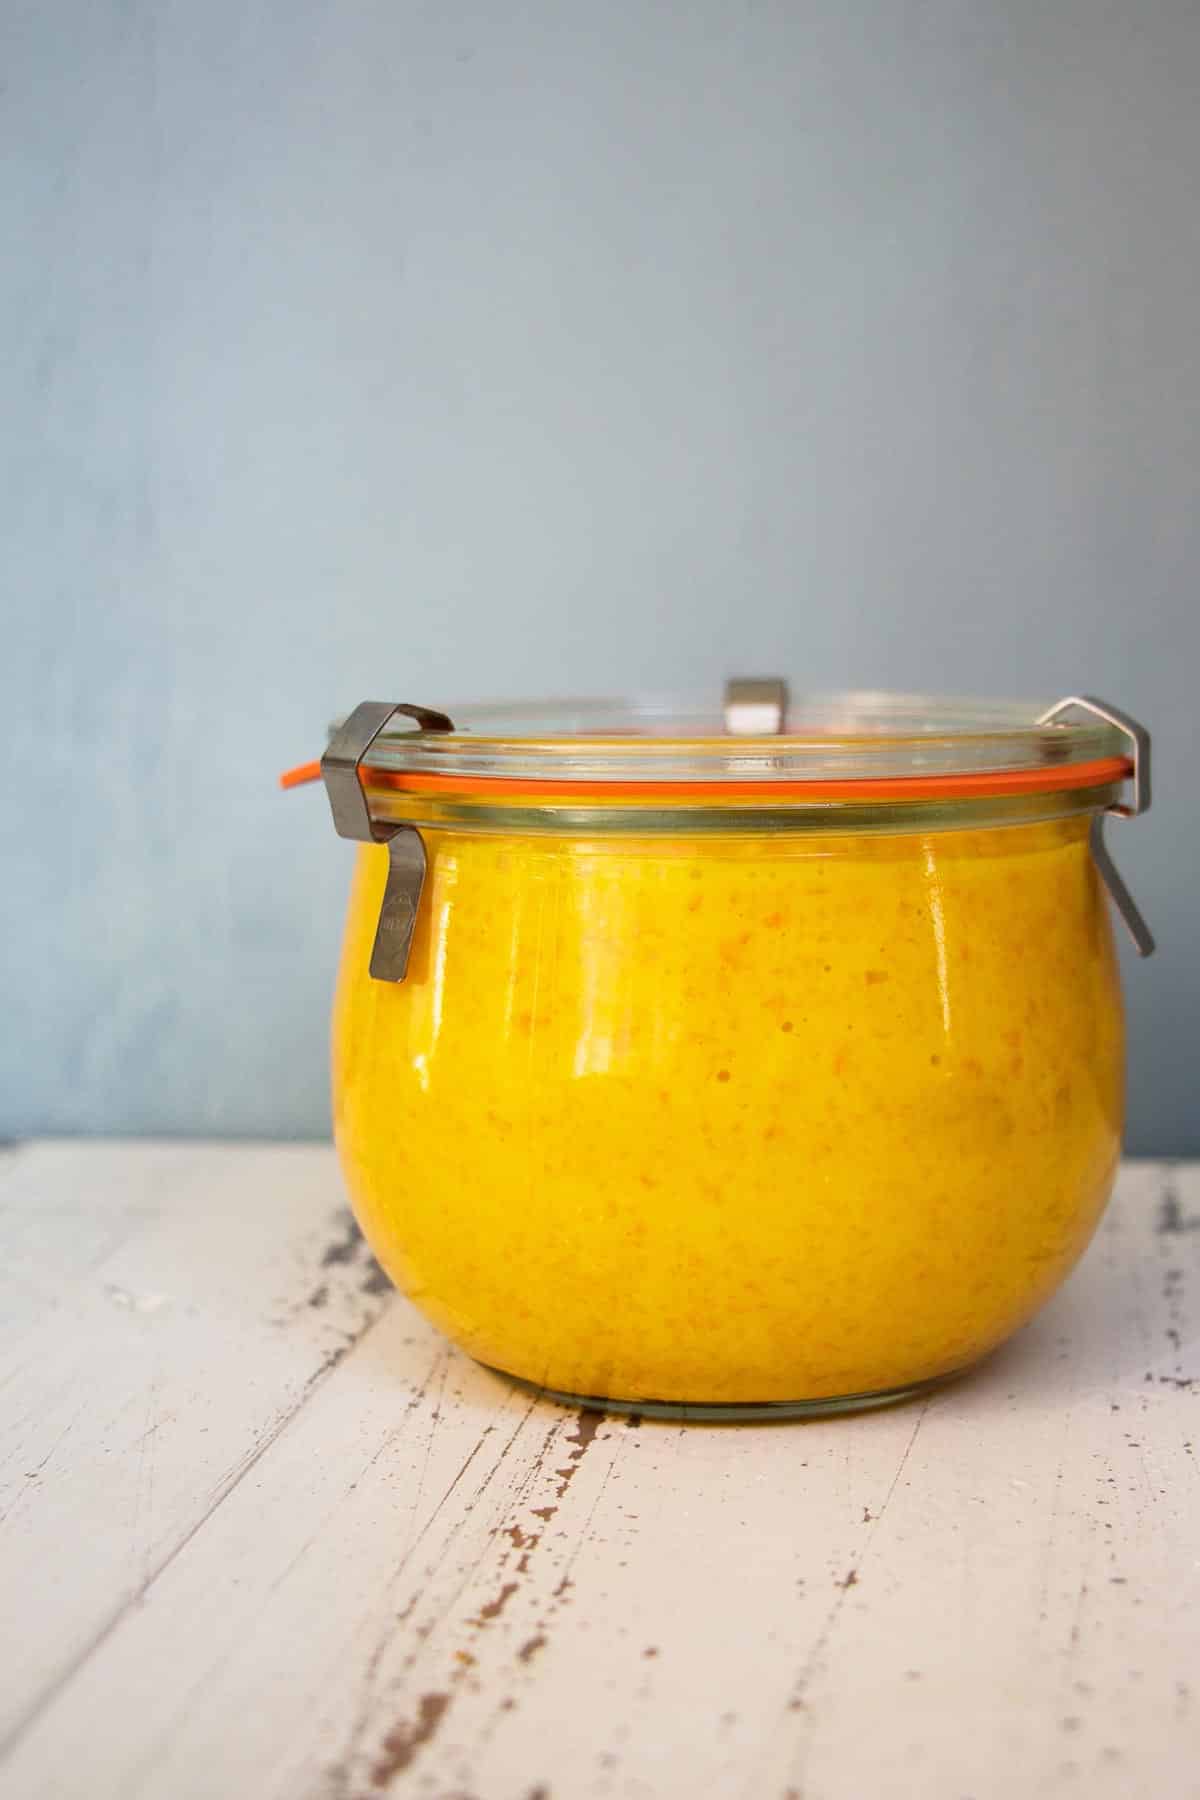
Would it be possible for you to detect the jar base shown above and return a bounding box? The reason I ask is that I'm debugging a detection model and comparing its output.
[482,1365,963,1422]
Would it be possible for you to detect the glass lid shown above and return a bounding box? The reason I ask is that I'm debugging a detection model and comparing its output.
[281,686,1133,797]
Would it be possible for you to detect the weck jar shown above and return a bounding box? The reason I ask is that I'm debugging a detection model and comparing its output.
[282,683,1152,1417]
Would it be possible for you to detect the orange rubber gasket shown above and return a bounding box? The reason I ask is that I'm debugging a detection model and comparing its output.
[280,761,323,789]
[279,754,1132,803]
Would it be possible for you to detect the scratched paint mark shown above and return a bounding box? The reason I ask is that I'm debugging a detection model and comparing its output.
[304,1337,357,1388]
[548,1407,605,1499]
[504,1523,541,1573]
[473,1581,519,1626]
[782,1404,931,1769]
[461,1411,616,1740]
[368,1691,451,1787]
[569,1408,604,1457]
[322,1210,365,1266]
[343,1399,611,1794]
[1157,1177,1200,1234]
[310,1385,528,1796]
[1158,1263,1194,1384]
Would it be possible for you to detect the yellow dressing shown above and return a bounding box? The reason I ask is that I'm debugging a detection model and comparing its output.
[332,815,1122,1406]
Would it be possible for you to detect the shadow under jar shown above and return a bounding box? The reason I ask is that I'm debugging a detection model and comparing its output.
[285,685,1153,1419]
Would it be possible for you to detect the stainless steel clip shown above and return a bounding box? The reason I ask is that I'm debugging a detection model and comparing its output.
[724,677,789,735]
[321,701,455,982]
[1036,695,1154,957]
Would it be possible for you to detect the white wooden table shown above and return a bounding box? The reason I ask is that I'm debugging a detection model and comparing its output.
[0,1145,1196,1800]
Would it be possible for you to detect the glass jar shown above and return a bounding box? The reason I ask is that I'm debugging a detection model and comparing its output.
[283,686,1152,1418]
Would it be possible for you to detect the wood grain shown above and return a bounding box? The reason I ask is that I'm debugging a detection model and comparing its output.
[0,1148,1196,1800]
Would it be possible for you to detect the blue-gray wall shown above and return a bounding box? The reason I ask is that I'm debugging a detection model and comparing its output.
[4,1,1198,1150]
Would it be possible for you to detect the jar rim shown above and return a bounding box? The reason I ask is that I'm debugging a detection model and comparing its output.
[281,690,1131,802]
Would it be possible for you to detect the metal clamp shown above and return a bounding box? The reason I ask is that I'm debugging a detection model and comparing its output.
[724,677,789,735]
[1036,695,1154,957]
[321,701,455,982]
[1037,694,1150,817]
